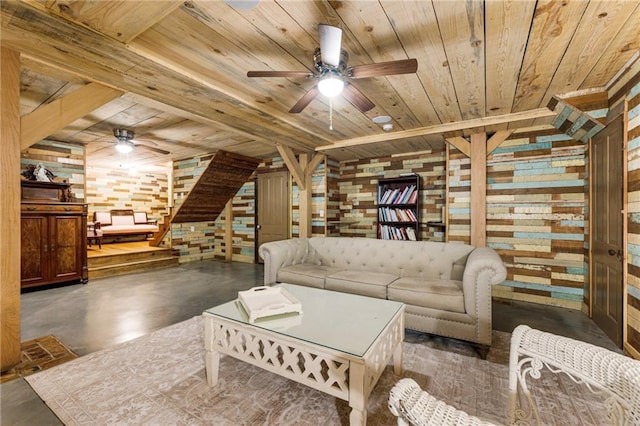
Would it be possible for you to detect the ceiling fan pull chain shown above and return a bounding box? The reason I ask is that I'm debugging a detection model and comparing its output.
[329,98,334,130]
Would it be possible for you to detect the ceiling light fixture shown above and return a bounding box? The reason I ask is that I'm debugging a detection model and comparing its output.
[113,128,134,154]
[372,115,392,124]
[317,72,344,98]
[115,141,133,154]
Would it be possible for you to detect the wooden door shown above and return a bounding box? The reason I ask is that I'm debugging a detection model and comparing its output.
[21,214,49,286]
[49,215,83,281]
[256,171,289,259]
[591,115,624,347]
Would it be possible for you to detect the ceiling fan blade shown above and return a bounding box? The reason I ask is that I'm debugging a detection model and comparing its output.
[318,24,342,67]
[135,144,170,155]
[89,144,114,154]
[289,86,319,113]
[247,70,313,78]
[348,58,418,79]
[342,84,375,113]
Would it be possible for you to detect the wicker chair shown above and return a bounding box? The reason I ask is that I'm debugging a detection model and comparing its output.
[388,325,640,425]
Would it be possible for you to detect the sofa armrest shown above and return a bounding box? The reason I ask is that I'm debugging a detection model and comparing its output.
[258,238,310,286]
[462,247,507,342]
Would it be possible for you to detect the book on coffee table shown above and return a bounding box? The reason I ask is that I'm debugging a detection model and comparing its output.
[237,286,303,323]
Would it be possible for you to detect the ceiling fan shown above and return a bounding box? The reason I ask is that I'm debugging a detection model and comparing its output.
[110,129,170,155]
[247,24,418,114]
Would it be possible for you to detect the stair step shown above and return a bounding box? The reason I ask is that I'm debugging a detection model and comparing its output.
[88,256,179,280]
[88,248,174,268]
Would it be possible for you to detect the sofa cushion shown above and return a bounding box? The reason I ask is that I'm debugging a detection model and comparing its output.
[94,211,112,226]
[325,270,398,299]
[133,212,148,224]
[100,224,158,234]
[388,277,465,313]
[111,215,135,226]
[277,264,343,289]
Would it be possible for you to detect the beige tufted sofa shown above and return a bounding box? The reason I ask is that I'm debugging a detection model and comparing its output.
[258,237,507,346]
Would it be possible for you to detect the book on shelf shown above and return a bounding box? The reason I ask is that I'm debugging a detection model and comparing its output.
[408,189,418,204]
[378,224,418,241]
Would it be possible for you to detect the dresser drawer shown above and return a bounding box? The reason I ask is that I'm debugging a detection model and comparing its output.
[21,203,87,214]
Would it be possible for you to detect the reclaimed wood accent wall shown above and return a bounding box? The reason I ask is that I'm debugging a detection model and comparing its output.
[86,166,169,223]
[289,159,328,238]
[485,128,587,309]
[447,147,471,244]
[212,182,255,263]
[20,139,85,200]
[338,151,447,241]
[326,158,341,237]
[626,79,640,355]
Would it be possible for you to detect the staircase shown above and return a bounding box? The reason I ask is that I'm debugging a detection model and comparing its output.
[150,150,261,246]
[88,245,179,280]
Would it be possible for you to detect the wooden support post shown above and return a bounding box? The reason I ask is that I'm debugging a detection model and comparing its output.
[298,153,311,238]
[470,133,487,247]
[225,199,233,261]
[1,47,22,371]
[277,145,325,239]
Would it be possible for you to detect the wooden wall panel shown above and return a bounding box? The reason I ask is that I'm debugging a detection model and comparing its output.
[447,149,471,244]
[486,129,587,309]
[338,150,447,241]
[212,182,255,263]
[325,158,341,237]
[626,78,640,356]
[21,139,85,200]
[86,166,169,222]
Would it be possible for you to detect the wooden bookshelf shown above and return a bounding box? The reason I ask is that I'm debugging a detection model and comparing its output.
[377,175,420,240]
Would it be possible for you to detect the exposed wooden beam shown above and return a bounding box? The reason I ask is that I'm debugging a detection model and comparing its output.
[277,145,305,191]
[470,133,487,247]
[2,1,320,151]
[445,136,470,157]
[21,82,123,149]
[127,41,332,146]
[275,147,325,238]
[306,153,326,179]
[316,108,556,152]
[1,46,21,371]
[487,129,514,154]
[446,129,514,158]
[27,0,184,44]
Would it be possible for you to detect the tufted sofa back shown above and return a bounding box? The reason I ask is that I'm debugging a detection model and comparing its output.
[305,237,473,281]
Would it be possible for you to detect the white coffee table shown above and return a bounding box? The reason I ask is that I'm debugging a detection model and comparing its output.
[203,283,405,425]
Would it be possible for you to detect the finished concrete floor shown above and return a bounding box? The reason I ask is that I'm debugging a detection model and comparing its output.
[0,258,619,425]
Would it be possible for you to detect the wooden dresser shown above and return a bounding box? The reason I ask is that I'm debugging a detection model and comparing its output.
[21,181,88,289]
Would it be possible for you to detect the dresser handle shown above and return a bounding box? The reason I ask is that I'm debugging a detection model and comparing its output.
[26,207,36,211]
[64,207,72,211]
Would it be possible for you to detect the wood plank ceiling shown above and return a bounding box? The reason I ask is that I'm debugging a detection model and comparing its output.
[3,0,640,167]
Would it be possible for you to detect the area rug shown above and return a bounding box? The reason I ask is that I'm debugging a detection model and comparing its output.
[1,335,77,384]
[26,316,608,425]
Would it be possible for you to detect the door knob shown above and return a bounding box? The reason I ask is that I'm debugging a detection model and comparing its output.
[608,248,623,260]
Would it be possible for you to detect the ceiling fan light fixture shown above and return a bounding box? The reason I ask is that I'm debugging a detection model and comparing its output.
[317,74,344,98]
[115,141,133,154]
